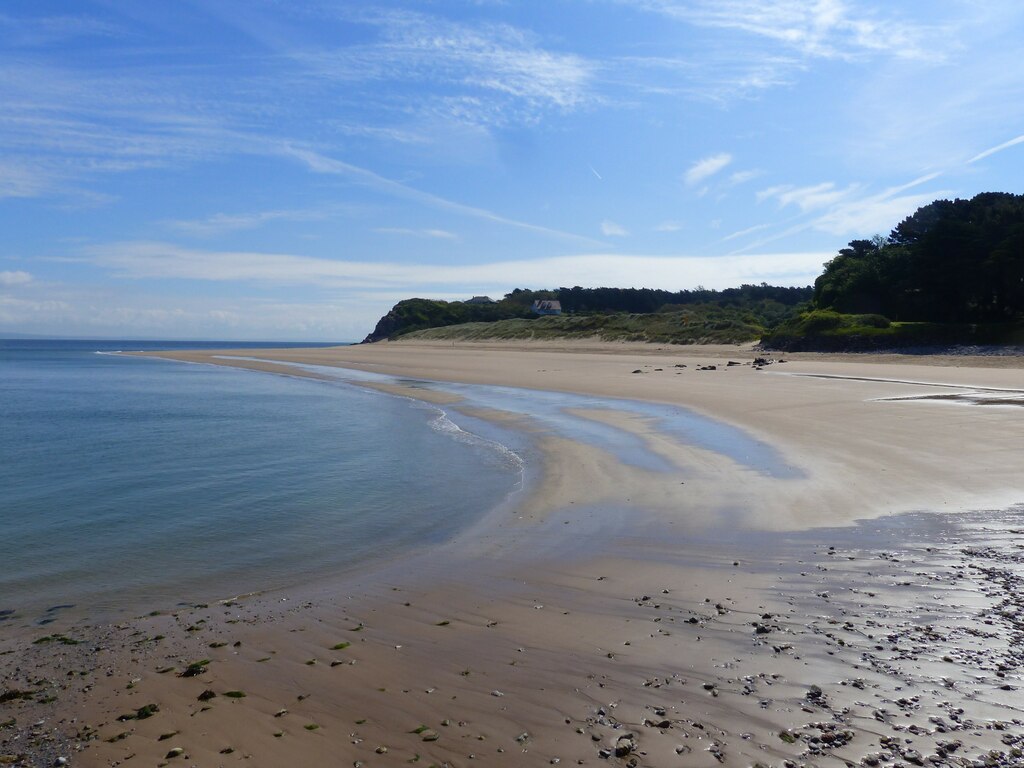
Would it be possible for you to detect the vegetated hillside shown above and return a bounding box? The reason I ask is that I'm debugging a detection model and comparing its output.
[397,305,767,344]
[761,310,1024,351]
[361,297,534,342]
[363,285,812,343]
[365,194,1024,350]
[763,192,1024,350]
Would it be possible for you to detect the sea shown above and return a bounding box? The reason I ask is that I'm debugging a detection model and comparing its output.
[0,339,524,622]
[1,339,801,626]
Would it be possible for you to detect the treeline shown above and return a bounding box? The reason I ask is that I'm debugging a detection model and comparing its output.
[362,284,813,342]
[764,192,1024,349]
[814,192,1024,323]
[504,284,811,314]
[364,192,1024,348]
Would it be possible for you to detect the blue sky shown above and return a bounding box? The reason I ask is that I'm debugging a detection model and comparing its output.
[2,1,1023,340]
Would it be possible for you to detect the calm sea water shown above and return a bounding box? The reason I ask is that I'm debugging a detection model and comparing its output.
[0,340,522,621]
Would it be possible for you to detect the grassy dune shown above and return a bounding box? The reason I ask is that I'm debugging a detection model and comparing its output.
[399,311,764,345]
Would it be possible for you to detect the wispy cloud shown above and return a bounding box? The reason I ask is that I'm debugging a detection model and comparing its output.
[624,0,949,62]
[84,241,826,291]
[327,123,431,145]
[757,181,859,212]
[969,134,1024,163]
[375,227,459,240]
[0,60,260,199]
[608,53,801,102]
[685,153,732,186]
[806,171,947,236]
[737,172,948,253]
[0,12,124,47]
[811,189,945,237]
[0,160,50,199]
[4,0,1021,345]
[166,206,360,237]
[727,169,762,186]
[4,245,824,340]
[290,10,595,127]
[0,270,32,287]
[0,287,369,342]
[604,0,957,106]
[284,146,606,246]
[879,171,944,198]
[721,223,770,242]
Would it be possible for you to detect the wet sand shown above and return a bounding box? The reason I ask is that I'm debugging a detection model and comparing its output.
[2,341,1023,767]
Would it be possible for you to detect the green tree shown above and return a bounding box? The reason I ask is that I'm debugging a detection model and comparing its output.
[814,192,1024,323]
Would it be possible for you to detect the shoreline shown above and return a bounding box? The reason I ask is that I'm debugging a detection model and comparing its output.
[3,341,1023,767]
[130,340,1024,523]
[0,371,532,627]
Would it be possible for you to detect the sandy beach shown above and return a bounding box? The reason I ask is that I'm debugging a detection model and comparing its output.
[3,341,1023,767]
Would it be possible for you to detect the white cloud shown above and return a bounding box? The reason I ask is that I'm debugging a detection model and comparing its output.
[0,294,73,320]
[0,290,367,342]
[727,164,953,256]
[757,182,858,212]
[83,240,825,292]
[969,133,1024,163]
[627,0,949,62]
[721,223,770,242]
[375,227,459,240]
[0,6,598,210]
[600,220,628,236]
[292,11,595,127]
[829,3,1024,175]
[0,270,33,286]
[654,221,682,232]
[167,206,359,237]
[727,169,762,186]
[0,160,51,199]
[684,153,732,186]
[609,52,801,102]
[883,171,943,195]
[804,172,947,235]
[329,123,431,145]
[736,173,949,253]
[0,61,265,199]
[607,0,960,107]
[10,239,829,340]
[284,146,605,246]
[811,190,945,237]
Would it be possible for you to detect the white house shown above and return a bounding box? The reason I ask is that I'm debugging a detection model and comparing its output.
[531,300,562,315]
